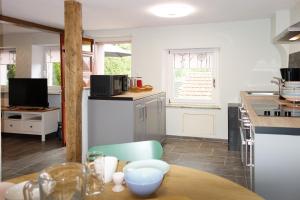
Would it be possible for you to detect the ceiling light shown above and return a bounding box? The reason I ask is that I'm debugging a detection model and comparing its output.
[149,3,195,18]
[289,34,300,41]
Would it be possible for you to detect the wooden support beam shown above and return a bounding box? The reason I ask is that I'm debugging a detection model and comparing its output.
[64,0,83,162]
[0,15,64,34]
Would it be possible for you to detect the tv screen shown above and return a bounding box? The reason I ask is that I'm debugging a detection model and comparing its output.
[9,78,49,108]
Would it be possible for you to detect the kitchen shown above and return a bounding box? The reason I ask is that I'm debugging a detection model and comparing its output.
[1,0,300,199]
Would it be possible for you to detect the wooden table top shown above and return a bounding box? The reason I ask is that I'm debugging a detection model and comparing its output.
[7,164,263,200]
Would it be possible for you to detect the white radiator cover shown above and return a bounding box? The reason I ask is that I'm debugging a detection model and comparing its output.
[182,113,215,137]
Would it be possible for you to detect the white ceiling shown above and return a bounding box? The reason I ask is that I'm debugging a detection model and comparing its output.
[1,0,299,31]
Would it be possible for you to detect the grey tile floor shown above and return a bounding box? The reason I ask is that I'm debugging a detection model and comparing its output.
[2,134,246,188]
[162,137,246,187]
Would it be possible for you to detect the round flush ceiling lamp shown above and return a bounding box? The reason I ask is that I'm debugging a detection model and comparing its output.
[149,3,195,18]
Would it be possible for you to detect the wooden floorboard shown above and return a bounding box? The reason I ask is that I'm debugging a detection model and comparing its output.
[2,133,66,180]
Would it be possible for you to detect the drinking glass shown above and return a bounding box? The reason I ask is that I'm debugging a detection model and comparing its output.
[85,151,105,196]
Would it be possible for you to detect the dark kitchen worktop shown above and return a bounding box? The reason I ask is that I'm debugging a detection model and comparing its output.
[89,91,164,101]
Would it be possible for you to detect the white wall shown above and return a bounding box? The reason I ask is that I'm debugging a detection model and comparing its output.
[31,45,44,78]
[87,18,281,139]
[290,2,300,25]
[271,10,290,66]
[2,32,60,78]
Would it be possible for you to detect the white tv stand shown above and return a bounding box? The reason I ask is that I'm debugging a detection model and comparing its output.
[1,107,59,142]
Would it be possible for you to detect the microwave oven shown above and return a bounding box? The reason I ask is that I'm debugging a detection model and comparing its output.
[90,75,128,97]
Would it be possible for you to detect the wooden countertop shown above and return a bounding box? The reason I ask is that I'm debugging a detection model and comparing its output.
[89,91,164,101]
[240,91,300,128]
[7,164,262,200]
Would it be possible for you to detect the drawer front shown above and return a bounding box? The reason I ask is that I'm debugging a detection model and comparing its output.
[23,121,41,133]
[4,120,22,132]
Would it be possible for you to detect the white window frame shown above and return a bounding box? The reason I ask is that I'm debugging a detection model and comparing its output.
[43,46,61,86]
[166,48,220,107]
[0,48,16,86]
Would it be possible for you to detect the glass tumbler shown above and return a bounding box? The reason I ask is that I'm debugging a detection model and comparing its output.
[85,151,105,196]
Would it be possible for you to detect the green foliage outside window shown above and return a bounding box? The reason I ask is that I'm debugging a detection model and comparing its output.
[7,64,16,79]
[104,44,131,76]
[104,57,131,75]
[53,62,61,86]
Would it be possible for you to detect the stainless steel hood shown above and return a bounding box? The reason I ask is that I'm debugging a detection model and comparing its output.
[275,22,300,43]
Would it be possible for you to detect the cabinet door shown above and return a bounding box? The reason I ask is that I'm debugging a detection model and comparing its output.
[134,103,146,141]
[145,97,160,140]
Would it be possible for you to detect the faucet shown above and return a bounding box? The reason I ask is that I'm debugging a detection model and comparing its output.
[271,77,283,98]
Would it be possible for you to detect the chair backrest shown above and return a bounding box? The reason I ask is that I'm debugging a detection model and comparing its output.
[88,140,163,161]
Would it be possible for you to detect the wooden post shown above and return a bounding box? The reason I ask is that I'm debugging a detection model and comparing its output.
[64,0,83,162]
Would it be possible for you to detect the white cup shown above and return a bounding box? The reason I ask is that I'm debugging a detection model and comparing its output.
[95,156,118,183]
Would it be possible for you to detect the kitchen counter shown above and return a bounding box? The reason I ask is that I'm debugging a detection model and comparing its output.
[240,91,300,200]
[89,90,163,101]
[240,91,300,130]
[88,91,166,147]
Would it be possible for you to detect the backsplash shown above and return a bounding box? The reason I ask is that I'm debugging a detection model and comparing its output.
[289,52,300,68]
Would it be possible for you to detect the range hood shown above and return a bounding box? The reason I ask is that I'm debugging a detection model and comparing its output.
[275,22,300,43]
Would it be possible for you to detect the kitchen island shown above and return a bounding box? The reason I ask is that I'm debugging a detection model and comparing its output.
[240,91,300,200]
[88,91,166,148]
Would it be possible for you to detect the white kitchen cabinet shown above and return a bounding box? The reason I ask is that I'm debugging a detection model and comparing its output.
[1,108,59,142]
[88,92,166,147]
[254,131,300,200]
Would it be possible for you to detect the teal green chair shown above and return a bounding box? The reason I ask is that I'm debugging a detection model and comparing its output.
[88,140,163,161]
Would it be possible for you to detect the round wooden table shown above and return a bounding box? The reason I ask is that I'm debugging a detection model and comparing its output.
[8,164,263,200]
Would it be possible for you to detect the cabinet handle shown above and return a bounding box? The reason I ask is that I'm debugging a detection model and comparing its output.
[213,78,216,88]
[9,124,13,127]
[246,139,255,167]
[30,125,33,128]
[145,106,147,119]
[158,100,161,112]
[141,106,145,121]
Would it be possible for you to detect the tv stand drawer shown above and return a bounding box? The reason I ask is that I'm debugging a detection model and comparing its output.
[23,121,42,133]
[3,120,22,132]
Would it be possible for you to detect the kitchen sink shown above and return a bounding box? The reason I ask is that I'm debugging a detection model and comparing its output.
[247,91,279,96]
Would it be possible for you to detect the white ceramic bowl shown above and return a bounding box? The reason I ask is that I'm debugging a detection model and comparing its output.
[124,167,163,197]
[123,159,170,175]
[284,81,300,88]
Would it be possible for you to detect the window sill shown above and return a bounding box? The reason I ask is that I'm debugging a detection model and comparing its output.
[167,103,221,109]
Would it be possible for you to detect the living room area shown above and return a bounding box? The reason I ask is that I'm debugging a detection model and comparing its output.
[0,15,132,180]
[0,20,66,180]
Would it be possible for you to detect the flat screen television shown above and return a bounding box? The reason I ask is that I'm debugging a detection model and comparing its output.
[9,78,49,108]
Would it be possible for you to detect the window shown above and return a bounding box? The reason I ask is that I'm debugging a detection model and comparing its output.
[0,48,16,85]
[104,43,131,76]
[45,47,61,86]
[167,48,219,105]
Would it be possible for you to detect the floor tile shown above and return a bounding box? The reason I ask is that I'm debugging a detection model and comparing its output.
[2,134,246,188]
